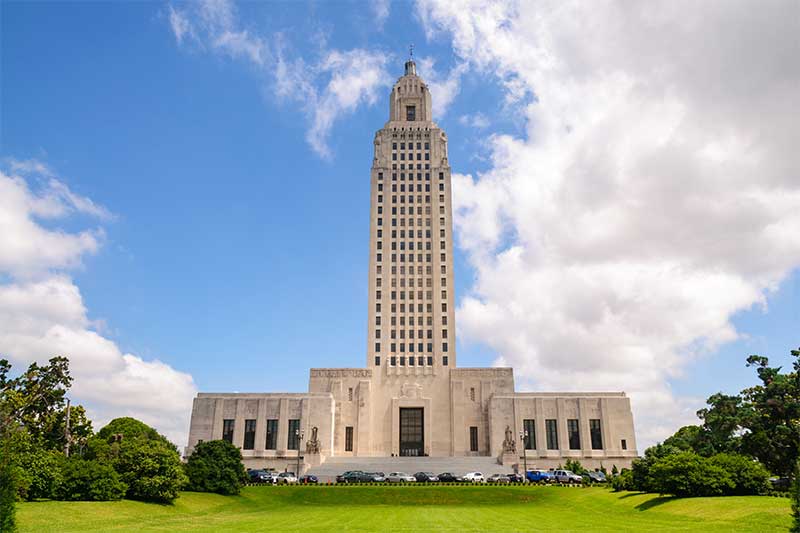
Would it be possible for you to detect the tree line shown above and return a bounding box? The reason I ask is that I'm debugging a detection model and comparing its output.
[0,356,247,532]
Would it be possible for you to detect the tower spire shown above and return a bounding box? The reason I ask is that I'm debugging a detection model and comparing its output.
[404,44,417,76]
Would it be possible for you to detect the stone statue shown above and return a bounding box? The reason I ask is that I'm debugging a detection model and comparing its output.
[305,426,320,454]
[502,425,516,453]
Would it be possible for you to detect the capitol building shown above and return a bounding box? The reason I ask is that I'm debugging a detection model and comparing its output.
[185,58,638,474]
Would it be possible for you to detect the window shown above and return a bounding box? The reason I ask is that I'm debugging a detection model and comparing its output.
[288,419,300,450]
[390,356,397,366]
[469,426,479,452]
[222,419,234,444]
[265,419,278,450]
[469,387,475,401]
[590,419,603,450]
[375,343,380,353]
[546,419,558,450]
[348,387,354,401]
[524,419,536,450]
[345,426,354,452]
[443,356,448,366]
[406,105,416,121]
[568,419,581,450]
[375,356,380,366]
[621,439,627,450]
[243,419,256,450]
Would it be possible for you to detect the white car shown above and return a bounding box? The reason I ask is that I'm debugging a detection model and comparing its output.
[462,472,485,483]
[552,470,583,484]
[387,472,416,483]
[276,472,298,484]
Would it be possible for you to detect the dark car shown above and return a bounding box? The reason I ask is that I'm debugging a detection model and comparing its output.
[438,472,463,483]
[584,471,607,483]
[770,477,791,491]
[298,474,318,484]
[336,470,364,483]
[506,473,524,483]
[414,472,439,482]
[247,469,274,484]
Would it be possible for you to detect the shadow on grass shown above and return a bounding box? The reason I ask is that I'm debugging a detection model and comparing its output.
[635,495,678,511]
[617,492,648,500]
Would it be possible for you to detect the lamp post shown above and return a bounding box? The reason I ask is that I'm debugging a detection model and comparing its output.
[519,430,528,482]
[295,429,305,479]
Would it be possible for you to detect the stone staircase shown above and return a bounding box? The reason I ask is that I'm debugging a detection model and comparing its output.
[307,456,513,483]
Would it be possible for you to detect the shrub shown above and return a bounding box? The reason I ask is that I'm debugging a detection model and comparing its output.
[185,440,247,495]
[707,453,769,495]
[16,449,63,501]
[610,469,634,492]
[89,417,186,503]
[564,459,586,475]
[792,459,800,533]
[0,459,18,532]
[55,459,127,501]
[649,452,734,497]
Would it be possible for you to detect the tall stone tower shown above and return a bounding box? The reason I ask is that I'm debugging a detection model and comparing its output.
[367,58,456,372]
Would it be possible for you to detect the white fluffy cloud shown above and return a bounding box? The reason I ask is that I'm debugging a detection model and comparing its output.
[417,0,800,448]
[167,0,392,158]
[0,164,196,445]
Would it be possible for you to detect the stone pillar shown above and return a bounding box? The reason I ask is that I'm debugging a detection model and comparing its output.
[600,398,612,454]
[556,398,568,455]
[356,379,371,455]
[276,398,288,455]
[212,398,224,440]
[254,399,267,452]
[535,398,546,458]
[579,398,592,455]
[232,399,245,449]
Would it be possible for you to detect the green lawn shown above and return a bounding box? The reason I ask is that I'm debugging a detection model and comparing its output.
[17,485,791,532]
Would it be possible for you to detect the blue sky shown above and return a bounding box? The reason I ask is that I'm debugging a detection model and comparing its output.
[2,1,797,447]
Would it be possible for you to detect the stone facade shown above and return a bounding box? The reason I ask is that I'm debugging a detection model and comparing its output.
[185,59,639,472]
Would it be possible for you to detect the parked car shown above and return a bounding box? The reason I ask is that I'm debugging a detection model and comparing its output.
[584,471,607,483]
[414,472,439,482]
[247,469,274,484]
[276,472,298,484]
[770,477,791,491]
[365,472,385,482]
[553,470,582,484]
[387,472,417,483]
[298,474,318,484]
[526,470,554,483]
[336,470,365,483]
[463,472,485,483]
[487,474,511,484]
[438,472,463,483]
[506,473,524,483]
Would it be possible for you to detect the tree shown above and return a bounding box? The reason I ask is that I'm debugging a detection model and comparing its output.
[0,356,74,532]
[707,453,769,495]
[55,458,127,501]
[88,417,186,503]
[564,458,586,476]
[792,459,800,533]
[185,440,248,495]
[649,452,734,497]
[663,425,704,453]
[696,394,744,455]
[738,349,800,478]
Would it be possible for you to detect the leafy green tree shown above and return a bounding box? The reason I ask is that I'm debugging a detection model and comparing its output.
[662,425,704,453]
[185,440,248,495]
[630,443,682,492]
[88,417,186,503]
[707,453,769,495]
[610,469,633,492]
[0,356,74,531]
[15,447,64,501]
[738,350,800,477]
[649,452,734,497]
[564,458,586,476]
[792,459,800,533]
[55,458,127,501]
[696,393,744,455]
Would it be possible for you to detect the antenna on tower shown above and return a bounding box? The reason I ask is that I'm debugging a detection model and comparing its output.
[409,43,414,59]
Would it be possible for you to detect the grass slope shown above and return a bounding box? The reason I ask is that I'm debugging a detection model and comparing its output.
[17,485,791,532]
